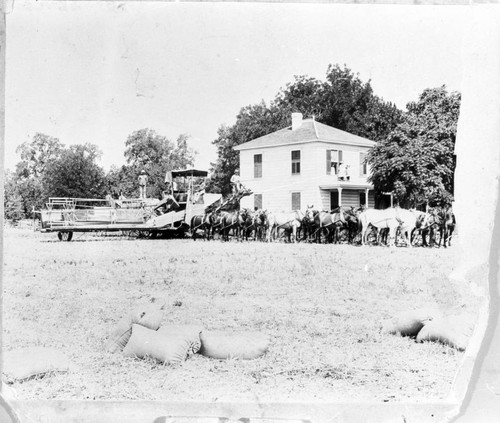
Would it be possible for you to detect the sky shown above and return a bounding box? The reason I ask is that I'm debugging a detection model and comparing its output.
[5,1,468,172]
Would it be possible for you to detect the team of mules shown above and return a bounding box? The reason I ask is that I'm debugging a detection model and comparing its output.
[190,206,456,247]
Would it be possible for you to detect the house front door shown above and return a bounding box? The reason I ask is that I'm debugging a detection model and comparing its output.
[330,191,339,210]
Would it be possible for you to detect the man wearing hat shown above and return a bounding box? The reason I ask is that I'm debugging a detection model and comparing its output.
[138,170,148,199]
[230,169,243,194]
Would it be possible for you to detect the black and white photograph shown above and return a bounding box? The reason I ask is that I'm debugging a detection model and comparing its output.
[2,1,500,422]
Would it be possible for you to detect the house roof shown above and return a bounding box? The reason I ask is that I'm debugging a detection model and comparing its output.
[234,118,376,151]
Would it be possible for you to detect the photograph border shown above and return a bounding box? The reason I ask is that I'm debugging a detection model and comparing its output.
[1,1,499,422]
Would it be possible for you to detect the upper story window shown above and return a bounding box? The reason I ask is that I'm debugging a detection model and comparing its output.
[360,152,368,176]
[254,154,262,178]
[326,149,343,174]
[291,150,301,175]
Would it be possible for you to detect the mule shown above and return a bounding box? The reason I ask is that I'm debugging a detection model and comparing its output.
[297,205,315,242]
[432,207,455,248]
[253,209,269,241]
[240,208,266,241]
[342,206,363,244]
[359,207,417,247]
[190,212,215,240]
[306,208,345,244]
[216,209,249,242]
[266,211,304,243]
[409,210,432,246]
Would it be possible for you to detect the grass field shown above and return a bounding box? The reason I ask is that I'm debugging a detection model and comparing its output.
[2,228,482,402]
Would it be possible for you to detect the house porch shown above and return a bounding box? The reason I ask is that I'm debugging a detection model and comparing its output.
[319,185,375,211]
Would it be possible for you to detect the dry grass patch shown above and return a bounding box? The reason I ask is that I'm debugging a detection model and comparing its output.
[2,228,481,402]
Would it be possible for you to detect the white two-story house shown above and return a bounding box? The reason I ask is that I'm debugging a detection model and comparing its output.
[234,113,376,212]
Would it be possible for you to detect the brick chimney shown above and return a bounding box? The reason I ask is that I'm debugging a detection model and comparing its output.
[291,112,303,131]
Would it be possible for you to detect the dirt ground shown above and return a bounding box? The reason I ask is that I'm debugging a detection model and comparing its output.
[2,228,482,402]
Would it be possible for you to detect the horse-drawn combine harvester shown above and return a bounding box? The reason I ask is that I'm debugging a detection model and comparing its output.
[37,169,222,241]
[36,166,454,247]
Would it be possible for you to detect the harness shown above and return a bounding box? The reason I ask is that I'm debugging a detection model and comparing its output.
[217,212,242,232]
[274,210,304,229]
[191,215,210,232]
[276,220,298,229]
[240,214,257,233]
[316,211,345,228]
[370,217,398,227]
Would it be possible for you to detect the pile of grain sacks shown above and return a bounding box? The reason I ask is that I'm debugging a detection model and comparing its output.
[381,308,476,351]
[105,303,270,363]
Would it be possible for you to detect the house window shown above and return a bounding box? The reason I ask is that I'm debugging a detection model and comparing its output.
[291,150,301,175]
[254,154,262,178]
[327,149,343,174]
[330,191,339,210]
[360,152,368,176]
[254,194,262,210]
[291,192,301,211]
[359,192,366,207]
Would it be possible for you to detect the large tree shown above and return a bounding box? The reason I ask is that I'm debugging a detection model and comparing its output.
[208,102,285,195]
[8,176,45,218]
[112,129,196,199]
[367,86,460,208]
[16,133,64,178]
[6,133,64,218]
[43,143,107,199]
[209,64,403,194]
[4,171,26,221]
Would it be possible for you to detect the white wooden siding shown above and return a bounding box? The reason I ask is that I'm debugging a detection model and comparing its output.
[239,141,374,211]
[319,189,330,211]
[342,190,359,207]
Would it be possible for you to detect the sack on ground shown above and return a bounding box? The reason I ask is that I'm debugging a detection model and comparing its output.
[130,304,164,329]
[199,330,270,360]
[105,303,164,353]
[123,324,193,363]
[2,347,74,382]
[382,308,442,337]
[416,318,468,351]
[157,324,203,357]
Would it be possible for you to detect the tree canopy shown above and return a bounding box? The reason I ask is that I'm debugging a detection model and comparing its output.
[367,86,460,208]
[43,143,107,199]
[111,129,196,199]
[209,64,403,195]
[5,129,196,220]
[15,133,64,179]
[5,133,64,218]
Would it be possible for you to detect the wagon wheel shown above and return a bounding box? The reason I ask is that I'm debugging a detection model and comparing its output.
[57,231,73,242]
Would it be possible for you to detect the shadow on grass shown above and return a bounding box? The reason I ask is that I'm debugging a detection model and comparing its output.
[40,236,179,243]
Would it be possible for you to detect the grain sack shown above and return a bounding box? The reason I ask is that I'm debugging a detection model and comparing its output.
[157,324,203,357]
[382,308,442,337]
[131,304,164,329]
[2,347,73,382]
[199,330,270,360]
[105,303,164,353]
[123,324,193,363]
[416,319,468,351]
